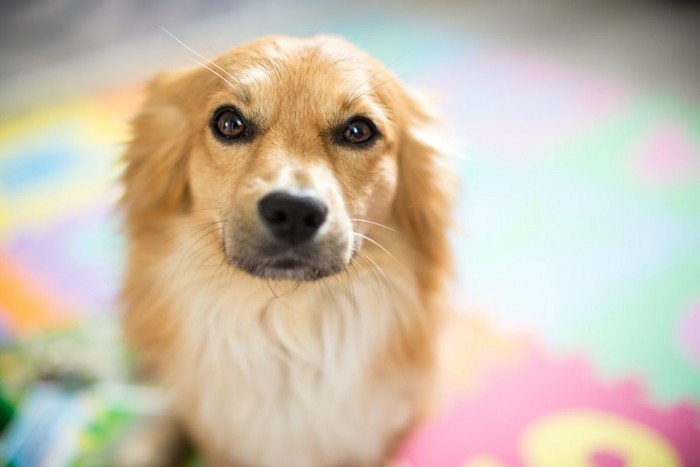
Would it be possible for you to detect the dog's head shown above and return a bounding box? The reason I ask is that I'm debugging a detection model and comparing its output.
[123,35,453,289]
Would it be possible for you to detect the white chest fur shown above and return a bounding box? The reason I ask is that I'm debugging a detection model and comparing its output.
[157,245,426,467]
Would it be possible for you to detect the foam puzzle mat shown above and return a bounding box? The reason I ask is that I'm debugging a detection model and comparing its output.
[1,13,699,467]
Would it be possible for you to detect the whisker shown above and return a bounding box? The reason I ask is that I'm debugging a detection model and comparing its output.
[331,263,350,296]
[185,56,236,90]
[317,276,339,311]
[223,250,235,286]
[178,228,223,277]
[356,253,391,287]
[180,221,224,254]
[271,279,304,299]
[184,207,221,215]
[286,280,304,296]
[352,232,405,270]
[192,236,231,284]
[265,279,281,300]
[345,262,359,315]
[201,249,227,293]
[355,254,392,303]
[160,27,238,84]
[159,217,220,245]
[265,279,301,305]
[265,281,299,312]
[350,218,400,234]
[172,222,224,282]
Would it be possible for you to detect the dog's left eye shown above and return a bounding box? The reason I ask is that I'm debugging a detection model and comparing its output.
[340,118,377,145]
[211,107,251,141]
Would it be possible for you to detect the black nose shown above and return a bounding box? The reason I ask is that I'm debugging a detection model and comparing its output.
[258,192,328,245]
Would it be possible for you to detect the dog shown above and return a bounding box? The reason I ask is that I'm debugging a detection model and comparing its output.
[120,35,455,467]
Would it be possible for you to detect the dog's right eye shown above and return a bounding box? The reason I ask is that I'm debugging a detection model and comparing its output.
[211,107,252,141]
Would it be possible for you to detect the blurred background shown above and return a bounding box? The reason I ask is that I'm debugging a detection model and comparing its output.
[1,0,699,465]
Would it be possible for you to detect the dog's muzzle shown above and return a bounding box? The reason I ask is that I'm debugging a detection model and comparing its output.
[224,190,348,281]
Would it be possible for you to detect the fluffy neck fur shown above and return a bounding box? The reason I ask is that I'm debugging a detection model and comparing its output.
[123,217,439,466]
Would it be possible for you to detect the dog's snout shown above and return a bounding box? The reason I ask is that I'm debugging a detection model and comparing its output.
[258,192,328,245]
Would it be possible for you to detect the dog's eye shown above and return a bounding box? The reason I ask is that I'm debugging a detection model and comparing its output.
[212,107,251,140]
[340,118,377,145]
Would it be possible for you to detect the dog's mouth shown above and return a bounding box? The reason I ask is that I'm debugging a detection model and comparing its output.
[226,251,347,281]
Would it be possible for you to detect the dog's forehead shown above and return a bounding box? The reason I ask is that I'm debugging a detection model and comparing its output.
[217,36,386,101]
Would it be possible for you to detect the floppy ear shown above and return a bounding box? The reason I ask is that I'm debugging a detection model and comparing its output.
[121,70,193,224]
[393,89,457,296]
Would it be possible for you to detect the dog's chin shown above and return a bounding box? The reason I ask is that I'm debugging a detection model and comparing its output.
[227,254,347,281]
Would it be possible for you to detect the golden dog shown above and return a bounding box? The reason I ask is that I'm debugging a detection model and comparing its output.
[121,35,454,466]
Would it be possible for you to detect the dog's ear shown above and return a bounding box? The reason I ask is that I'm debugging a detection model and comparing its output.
[121,69,194,224]
[393,88,457,295]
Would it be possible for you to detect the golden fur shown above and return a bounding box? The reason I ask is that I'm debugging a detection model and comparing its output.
[121,35,455,467]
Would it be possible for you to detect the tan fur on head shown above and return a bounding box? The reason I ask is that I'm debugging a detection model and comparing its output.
[121,35,455,467]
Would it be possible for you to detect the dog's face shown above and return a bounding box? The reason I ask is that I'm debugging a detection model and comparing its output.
[124,35,453,287]
[191,37,400,280]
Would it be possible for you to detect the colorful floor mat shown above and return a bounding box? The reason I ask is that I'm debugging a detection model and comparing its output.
[1,13,699,466]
